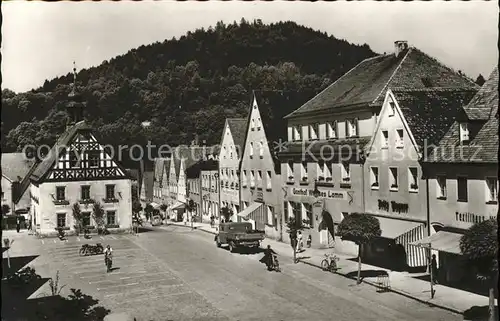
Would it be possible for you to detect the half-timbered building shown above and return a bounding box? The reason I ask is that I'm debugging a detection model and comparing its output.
[29,67,133,236]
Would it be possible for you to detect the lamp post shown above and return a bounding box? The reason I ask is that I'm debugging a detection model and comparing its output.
[421,243,436,299]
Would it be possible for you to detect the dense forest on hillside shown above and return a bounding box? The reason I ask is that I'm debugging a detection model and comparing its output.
[2,19,376,160]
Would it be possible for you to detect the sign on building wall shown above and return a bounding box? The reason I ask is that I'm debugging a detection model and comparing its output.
[290,187,346,200]
[256,191,264,202]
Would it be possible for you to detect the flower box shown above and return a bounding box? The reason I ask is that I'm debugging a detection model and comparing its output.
[53,200,70,205]
[371,182,379,187]
[302,177,308,181]
[54,226,70,231]
[342,178,350,182]
[106,224,119,228]
[103,198,119,203]
[325,177,333,182]
[288,176,294,180]
[79,199,95,204]
[410,184,418,190]
[391,184,398,189]
[318,176,325,181]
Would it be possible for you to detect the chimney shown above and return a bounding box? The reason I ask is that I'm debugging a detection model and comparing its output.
[394,41,409,57]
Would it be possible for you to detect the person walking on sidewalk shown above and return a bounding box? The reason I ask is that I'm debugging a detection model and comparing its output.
[16,216,21,233]
[296,231,303,252]
[431,254,439,284]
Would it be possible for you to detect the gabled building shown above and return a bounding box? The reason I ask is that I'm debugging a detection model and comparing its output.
[239,93,282,240]
[29,67,132,236]
[279,40,478,253]
[201,161,220,223]
[364,87,476,268]
[160,158,171,211]
[415,67,498,284]
[140,167,154,210]
[152,158,167,210]
[167,145,207,221]
[218,118,247,221]
[1,153,36,215]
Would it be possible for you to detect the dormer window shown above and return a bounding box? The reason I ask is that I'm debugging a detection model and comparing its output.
[389,102,395,117]
[459,123,469,143]
[346,118,359,137]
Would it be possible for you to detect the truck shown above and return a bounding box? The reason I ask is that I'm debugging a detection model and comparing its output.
[214,222,265,253]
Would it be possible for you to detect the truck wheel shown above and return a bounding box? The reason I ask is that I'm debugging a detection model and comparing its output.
[215,237,221,248]
[229,242,235,253]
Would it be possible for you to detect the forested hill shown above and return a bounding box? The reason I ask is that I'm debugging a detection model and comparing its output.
[2,19,376,158]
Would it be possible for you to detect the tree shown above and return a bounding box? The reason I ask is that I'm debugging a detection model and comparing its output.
[91,202,105,233]
[460,218,498,321]
[2,204,11,216]
[220,206,233,222]
[72,203,82,235]
[159,204,168,219]
[186,199,195,223]
[144,204,154,221]
[475,74,486,86]
[132,199,143,215]
[337,213,381,284]
[286,217,305,263]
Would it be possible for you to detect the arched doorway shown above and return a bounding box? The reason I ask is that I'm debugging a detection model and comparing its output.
[318,210,336,247]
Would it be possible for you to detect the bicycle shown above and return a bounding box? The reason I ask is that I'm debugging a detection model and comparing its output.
[320,253,340,272]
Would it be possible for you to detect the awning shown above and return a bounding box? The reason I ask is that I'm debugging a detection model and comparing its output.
[377,217,425,239]
[170,201,185,211]
[411,231,462,255]
[150,202,161,209]
[237,202,263,218]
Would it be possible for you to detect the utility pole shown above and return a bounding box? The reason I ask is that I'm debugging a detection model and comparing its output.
[3,239,14,268]
[423,243,436,299]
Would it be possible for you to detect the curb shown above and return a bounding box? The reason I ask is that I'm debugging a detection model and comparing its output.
[165,223,217,235]
[298,259,463,315]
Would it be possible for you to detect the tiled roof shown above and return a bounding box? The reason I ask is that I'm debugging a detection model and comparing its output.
[30,121,91,182]
[227,118,247,154]
[1,153,36,182]
[285,47,478,118]
[426,68,498,164]
[186,159,219,179]
[462,67,498,120]
[153,158,166,184]
[392,88,477,148]
[278,137,371,160]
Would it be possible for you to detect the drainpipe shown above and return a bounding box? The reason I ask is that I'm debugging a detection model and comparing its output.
[361,162,366,213]
[425,176,431,236]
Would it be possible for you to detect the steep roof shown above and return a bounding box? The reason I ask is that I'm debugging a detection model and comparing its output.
[172,146,209,177]
[163,159,171,180]
[30,121,91,182]
[426,68,498,163]
[186,159,219,179]
[141,170,154,201]
[462,67,498,120]
[1,153,36,182]
[391,88,477,148]
[153,158,166,184]
[285,47,478,118]
[30,121,130,182]
[227,118,247,153]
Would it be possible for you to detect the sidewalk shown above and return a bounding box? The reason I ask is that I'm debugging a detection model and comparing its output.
[165,221,495,315]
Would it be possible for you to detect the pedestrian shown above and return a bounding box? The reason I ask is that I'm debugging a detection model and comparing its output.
[306,235,312,248]
[431,254,439,284]
[16,216,21,233]
[210,216,214,227]
[296,231,303,252]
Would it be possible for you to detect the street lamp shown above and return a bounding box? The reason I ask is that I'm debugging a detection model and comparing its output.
[420,243,436,299]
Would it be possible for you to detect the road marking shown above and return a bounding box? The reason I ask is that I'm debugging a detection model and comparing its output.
[97,282,138,291]
[121,291,193,303]
[70,262,162,273]
[103,283,184,298]
[88,271,171,284]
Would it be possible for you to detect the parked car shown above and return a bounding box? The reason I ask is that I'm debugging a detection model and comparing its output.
[214,222,265,252]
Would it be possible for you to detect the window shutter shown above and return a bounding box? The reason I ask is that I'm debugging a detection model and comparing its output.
[345,121,349,137]
[354,118,359,136]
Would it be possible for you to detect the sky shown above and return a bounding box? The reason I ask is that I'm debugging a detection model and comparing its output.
[2,1,498,93]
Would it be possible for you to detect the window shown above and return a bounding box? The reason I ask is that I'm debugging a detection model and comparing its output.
[81,186,91,200]
[396,129,404,148]
[257,170,263,188]
[389,167,398,190]
[309,123,318,140]
[257,118,261,130]
[437,176,447,199]
[370,167,379,189]
[251,118,255,130]
[486,177,498,203]
[69,152,80,168]
[249,142,254,157]
[459,123,469,143]
[346,118,358,137]
[56,186,66,200]
[106,185,115,199]
[457,176,468,202]
[242,170,247,187]
[341,162,350,182]
[259,141,264,157]
[323,162,332,181]
[301,162,308,181]
[57,213,66,228]
[250,170,255,188]
[267,206,274,225]
[409,168,418,192]
[106,211,116,225]
[287,161,294,180]
[317,162,324,180]
[327,121,337,139]
[266,171,272,190]
[304,203,313,228]
[291,202,301,221]
[87,151,99,167]
[293,126,301,141]
[389,102,395,117]
[82,212,91,227]
[382,131,389,148]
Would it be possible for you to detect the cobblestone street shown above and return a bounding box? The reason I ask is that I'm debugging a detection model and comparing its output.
[3,228,463,321]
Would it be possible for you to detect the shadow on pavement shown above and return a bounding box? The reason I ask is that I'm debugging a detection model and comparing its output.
[412,274,496,297]
[2,255,111,321]
[345,269,389,281]
[463,305,499,321]
[2,255,39,278]
[109,267,120,272]
[230,247,265,255]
